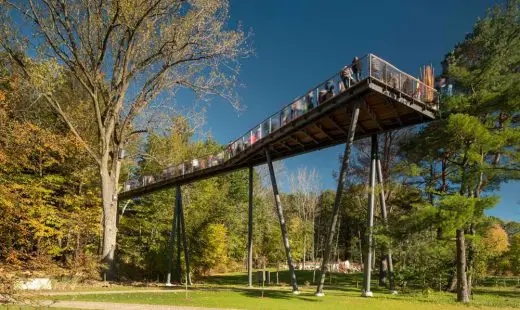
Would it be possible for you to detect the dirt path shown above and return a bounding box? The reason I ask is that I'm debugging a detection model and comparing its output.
[41,300,231,310]
[40,288,183,296]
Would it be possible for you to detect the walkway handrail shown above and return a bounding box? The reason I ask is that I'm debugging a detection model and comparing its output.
[122,54,439,193]
[368,54,438,105]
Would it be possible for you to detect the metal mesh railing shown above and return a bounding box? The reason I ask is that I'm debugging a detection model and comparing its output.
[123,54,438,192]
[369,54,438,105]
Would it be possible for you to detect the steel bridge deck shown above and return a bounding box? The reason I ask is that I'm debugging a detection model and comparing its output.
[119,76,436,200]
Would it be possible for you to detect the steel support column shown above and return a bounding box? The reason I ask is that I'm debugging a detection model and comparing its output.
[265,149,299,294]
[166,189,178,286]
[376,159,396,293]
[316,104,360,296]
[247,166,254,287]
[362,134,377,297]
[178,185,192,285]
[176,187,182,283]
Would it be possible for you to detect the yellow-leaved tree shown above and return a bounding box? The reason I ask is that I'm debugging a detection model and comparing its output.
[0,0,250,279]
[482,224,510,257]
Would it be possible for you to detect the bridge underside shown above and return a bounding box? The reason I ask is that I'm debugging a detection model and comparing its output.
[119,78,435,201]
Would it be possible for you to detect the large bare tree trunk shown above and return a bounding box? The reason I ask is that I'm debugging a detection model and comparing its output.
[100,170,118,279]
[100,155,121,280]
[456,229,469,303]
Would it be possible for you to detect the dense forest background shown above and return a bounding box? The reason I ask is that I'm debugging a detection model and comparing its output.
[0,0,519,304]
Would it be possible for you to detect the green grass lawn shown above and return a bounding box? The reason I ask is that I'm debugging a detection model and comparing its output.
[47,271,520,309]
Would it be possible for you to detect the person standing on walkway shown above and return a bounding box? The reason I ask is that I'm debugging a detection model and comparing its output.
[326,81,335,99]
[318,88,328,104]
[305,91,315,111]
[292,98,304,119]
[352,56,362,81]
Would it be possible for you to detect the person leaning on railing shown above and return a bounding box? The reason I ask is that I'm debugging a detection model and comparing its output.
[250,130,257,145]
[340,65,354,90]
[319,81,335,104]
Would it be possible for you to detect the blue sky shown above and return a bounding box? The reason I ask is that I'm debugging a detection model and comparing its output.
[187,0,519,221]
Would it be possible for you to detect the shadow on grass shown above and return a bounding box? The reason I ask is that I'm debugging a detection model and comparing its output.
[238,289,319,302]
[472,288,520,299]
[194,271,406,302]
[158,284,321,303]
[201,270,364,286]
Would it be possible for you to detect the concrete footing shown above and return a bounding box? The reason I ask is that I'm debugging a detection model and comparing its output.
[361,291,373,297]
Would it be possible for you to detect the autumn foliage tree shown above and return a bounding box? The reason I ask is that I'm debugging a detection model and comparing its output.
[0,73,100,272]
[482,224,509,258]
[0,0,249,278]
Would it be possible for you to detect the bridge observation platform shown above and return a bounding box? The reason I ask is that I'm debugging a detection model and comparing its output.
[119,54,439,200]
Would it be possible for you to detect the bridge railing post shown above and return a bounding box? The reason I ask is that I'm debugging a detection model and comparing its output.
[368,53,372,78]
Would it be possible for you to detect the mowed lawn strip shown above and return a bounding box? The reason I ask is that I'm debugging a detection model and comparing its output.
[46,272,520,309]
[49,288,520,310]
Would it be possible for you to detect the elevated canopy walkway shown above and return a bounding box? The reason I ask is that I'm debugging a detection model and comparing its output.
[119,54,438,200]
[120,53,440,295]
